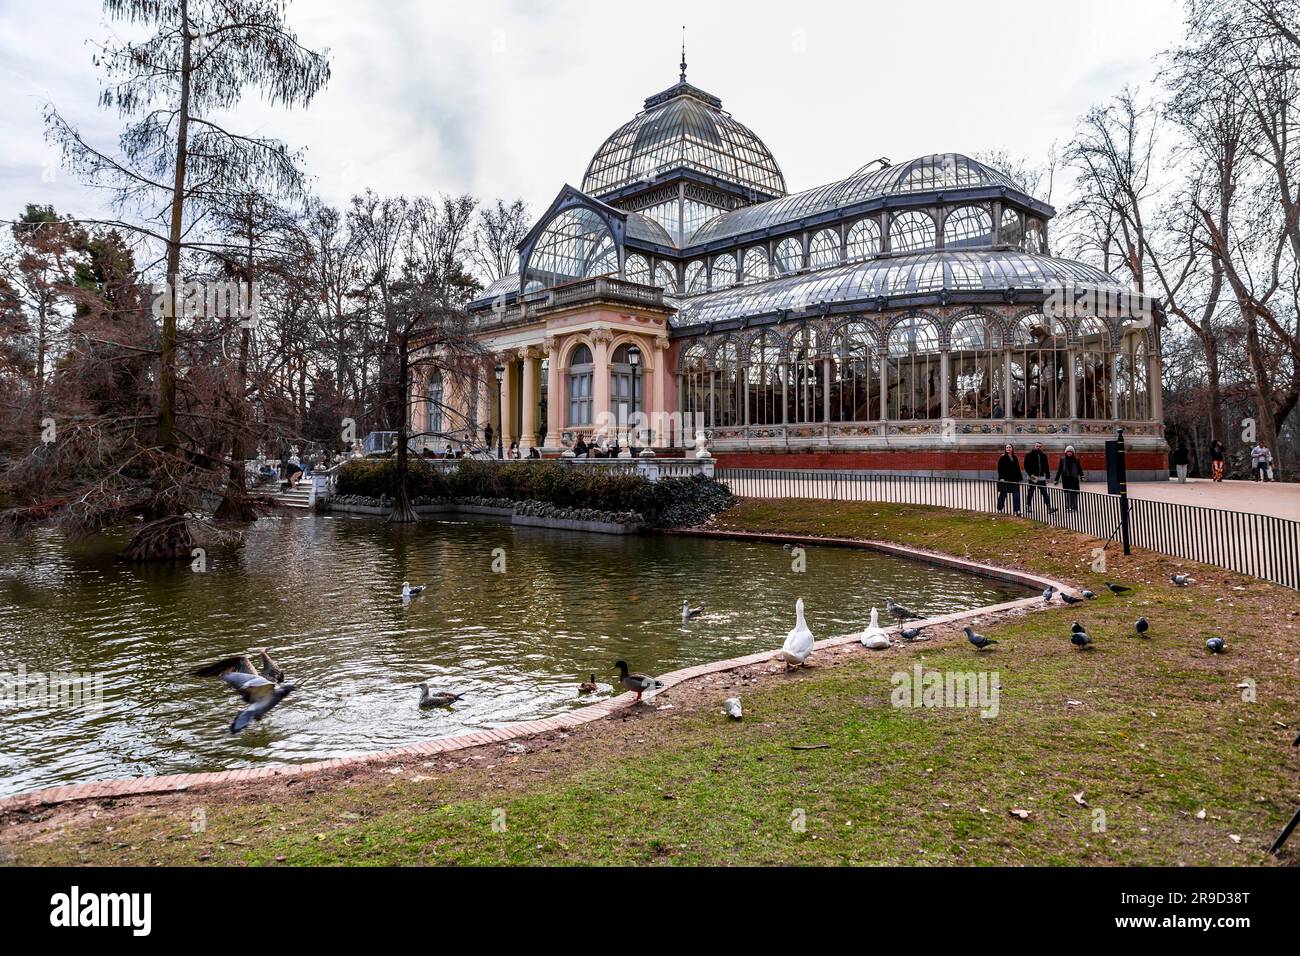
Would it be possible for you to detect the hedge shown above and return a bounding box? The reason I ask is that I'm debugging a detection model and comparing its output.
[331,460,735,529]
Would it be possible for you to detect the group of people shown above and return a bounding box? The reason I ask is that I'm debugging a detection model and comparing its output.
[995,442,1086,515]
[572,435,628,459]
[1183,439,1276,483]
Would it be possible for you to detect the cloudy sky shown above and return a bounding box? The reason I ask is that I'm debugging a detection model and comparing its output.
[0,0,1187,225]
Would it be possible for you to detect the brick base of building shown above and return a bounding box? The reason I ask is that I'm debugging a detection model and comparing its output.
[713,449,1169,481]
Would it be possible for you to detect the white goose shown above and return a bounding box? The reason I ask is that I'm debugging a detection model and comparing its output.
[779,598,815,669]
[860,607,891,649]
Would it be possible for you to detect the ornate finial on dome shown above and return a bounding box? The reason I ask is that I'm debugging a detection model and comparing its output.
[680,25,687,83]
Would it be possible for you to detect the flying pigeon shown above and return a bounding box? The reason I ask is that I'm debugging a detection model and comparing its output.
[1059,592,1083,605]
[1171,574,1194,587]
[965,626,997,651]
[1135,617,1150,637]
[1206,637,1225,654]
[1105,582,1132,594]
[193,656,296,734]
[1071,631,1094,650]
[723,697,743,720]
[886,598,921,621]
[614,660,664,701]
[416,684,463,708]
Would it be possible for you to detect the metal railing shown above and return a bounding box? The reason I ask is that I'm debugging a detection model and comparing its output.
[717,468,1300,591]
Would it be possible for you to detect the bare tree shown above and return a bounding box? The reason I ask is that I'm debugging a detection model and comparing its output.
[470,198,529,284]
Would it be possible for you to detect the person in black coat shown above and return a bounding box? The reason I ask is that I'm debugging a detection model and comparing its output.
[1172,443,1190,483]
[1054,444,1085,512]
[1022,440,1058,513]
[996,443,1023,516]
[573,435,588,458]
[1210,440,1226,482]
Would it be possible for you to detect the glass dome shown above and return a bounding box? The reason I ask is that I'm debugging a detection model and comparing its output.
[582,82,787,199]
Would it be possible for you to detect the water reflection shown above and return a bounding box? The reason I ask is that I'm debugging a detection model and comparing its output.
[0,515,1025,795]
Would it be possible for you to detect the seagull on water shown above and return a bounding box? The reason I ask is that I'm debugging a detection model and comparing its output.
[416,684,463,708]
[681,600,704,622]
[402,581,427,600]
[614,660,664,701]
[965,626,997,651]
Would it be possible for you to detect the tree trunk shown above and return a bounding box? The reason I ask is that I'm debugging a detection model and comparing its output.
[388,332,418,524]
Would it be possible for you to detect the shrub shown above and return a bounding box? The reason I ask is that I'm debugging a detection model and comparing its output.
[331,460,736,528]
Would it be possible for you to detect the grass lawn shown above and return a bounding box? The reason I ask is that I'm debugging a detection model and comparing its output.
[4,499,1299,866]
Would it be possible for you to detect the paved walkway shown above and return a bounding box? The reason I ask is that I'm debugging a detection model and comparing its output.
[1081,479,1299,520]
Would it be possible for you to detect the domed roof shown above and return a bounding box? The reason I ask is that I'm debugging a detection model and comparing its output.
[582,80,787,199]
[687,154,1035,246]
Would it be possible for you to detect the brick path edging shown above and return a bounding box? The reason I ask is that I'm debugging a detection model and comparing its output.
[0,533,1072,813]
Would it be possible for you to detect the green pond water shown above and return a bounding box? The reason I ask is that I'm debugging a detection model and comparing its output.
[0,514,1026,796]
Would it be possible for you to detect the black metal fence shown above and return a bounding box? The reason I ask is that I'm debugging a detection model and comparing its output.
[716,468,1300,591]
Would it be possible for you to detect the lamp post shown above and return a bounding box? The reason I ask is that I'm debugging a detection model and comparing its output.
[627,345,641,451]
[494,363,505,460]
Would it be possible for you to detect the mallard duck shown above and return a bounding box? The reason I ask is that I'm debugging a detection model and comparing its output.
[578,673,598,694]
[860,607,890,650]
[614,660,663,701]
[779,598,815,668]
[416,684,463,708]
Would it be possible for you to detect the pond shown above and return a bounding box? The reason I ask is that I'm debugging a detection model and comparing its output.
[0,514,1027,797]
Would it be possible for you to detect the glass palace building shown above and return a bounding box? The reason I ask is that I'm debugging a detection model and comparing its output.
[430,66,1167,477]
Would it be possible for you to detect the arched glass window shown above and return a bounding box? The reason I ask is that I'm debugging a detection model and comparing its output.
[846,219,881,261]
[775,237,804,275]
[831,320,879,422]
[425,368,444,435]
[742,247,770,284]
[1011,314,1068,419]
[610,343,643,427]
[716,339,742,427]
[787,325,824,423]
[1117,331,1150,420]
[1000,208,1022,247]
[655,262,678,295]
[567,343,594,426]
[747,331,783,425]
[943,206,994,249]
[1076,317,1113,420]
[889,211,937,254]
[683,260,707,295]
[680,344,710,429]
[886,315,941,420]
[711,254,737,290]
[808,230,840,270]
[1024,219,1045,254]
[948,316,1003,419]
[625,253,650,285]
[525,207,618,288]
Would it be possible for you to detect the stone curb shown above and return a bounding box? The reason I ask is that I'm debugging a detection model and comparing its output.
[0,532,1072,813]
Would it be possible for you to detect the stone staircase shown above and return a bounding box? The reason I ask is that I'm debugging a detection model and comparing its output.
[275,483,314,510]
